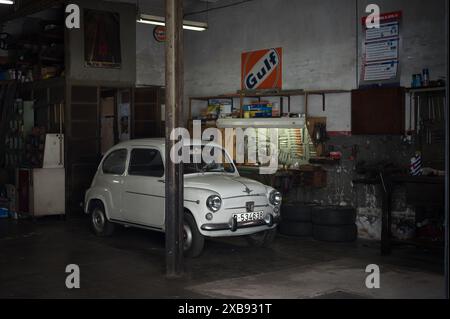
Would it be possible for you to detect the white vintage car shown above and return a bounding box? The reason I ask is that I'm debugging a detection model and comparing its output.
[84,138,282,257]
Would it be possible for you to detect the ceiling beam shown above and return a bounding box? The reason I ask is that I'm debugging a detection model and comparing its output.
[1,0,64,23]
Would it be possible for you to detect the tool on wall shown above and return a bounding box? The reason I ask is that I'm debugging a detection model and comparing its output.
[306,117,327,158]
[313,122,327,144]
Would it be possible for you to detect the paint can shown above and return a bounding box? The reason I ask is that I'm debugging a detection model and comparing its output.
[412,74,423,88]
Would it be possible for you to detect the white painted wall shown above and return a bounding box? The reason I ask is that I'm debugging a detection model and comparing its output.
[135,0,447,130]
[184,0,356,130]
[136,22,165,86]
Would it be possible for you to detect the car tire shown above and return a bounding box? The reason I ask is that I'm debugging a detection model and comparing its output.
[281,203,316,222]
[313,224,357,242]
[90,203,115,237]
[312,206,356,226]
[279,221,313,237]
[183,214,205,258]
[246,228,277,248]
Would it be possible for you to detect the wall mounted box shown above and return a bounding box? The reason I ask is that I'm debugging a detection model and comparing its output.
[351,87,405,135]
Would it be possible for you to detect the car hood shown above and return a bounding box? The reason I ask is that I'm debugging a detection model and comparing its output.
[184,174,268,198]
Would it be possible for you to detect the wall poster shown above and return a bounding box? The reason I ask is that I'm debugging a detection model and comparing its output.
[361,11,402,83]
[84,9,122,68]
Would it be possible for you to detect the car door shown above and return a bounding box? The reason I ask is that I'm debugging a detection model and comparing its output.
[97,148,128,220]
[123,147,165,228]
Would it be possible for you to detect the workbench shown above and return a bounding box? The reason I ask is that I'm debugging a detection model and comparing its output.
[353,174,445,255]
[238,165,327,197]
[238,166,301,195]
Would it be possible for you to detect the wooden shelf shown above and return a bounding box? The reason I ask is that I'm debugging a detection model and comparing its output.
[216,117,305,129]
[189,88,350,121]
[405,86,445,93]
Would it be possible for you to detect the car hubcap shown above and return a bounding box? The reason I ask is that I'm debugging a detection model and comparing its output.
[92,209,105,232]
[183,223,193,251]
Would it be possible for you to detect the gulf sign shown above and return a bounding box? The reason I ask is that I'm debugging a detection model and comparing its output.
[241,48,282,90]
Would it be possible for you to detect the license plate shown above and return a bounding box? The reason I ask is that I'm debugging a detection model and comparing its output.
[233,211,264,223]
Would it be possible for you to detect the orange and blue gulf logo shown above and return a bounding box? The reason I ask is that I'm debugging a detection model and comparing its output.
[241,48,282,90]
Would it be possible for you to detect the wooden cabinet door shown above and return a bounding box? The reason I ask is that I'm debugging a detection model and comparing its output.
[352,87,405,135]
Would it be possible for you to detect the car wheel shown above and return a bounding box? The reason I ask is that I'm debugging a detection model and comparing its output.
[246,228,277,248]
[312,206,356,225]
[279,221,313,237]
[90,204,115,237]
[281,203,316,222]
[183,214,204,258]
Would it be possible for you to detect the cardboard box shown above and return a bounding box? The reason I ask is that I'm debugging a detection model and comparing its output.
[41,66,59,79]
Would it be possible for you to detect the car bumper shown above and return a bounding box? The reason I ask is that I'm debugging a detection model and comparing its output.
[201,214,280,232]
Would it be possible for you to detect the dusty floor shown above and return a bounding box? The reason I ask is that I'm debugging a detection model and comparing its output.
[0,216,445,299]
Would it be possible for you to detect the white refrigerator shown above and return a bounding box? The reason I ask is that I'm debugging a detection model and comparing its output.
[17,134,65,217]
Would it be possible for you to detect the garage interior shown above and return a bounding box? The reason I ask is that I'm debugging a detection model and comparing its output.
[0,0,448,299]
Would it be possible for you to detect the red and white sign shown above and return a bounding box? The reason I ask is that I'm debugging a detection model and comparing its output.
[153,26,166,42]
[361,11,402,25]
[241,48,282,90]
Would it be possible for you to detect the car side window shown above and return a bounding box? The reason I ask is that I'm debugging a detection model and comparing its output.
[128,148,164,177]
[102,149,127,175]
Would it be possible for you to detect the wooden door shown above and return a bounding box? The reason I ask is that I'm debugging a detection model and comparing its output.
[132,87,165,138]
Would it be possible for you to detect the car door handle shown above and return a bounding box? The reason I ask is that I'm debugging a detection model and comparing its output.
[158,179,165,183]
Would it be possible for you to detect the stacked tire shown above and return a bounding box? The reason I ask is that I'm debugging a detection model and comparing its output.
[279,204,358,243]
[312,206,357,242]
[279,203,316,237]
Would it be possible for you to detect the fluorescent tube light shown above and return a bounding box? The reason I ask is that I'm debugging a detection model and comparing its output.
[136,19,165,26]
[0,0,14,5]
[137,14,207,31]
[216,118,306,129]
[182,19,208,31]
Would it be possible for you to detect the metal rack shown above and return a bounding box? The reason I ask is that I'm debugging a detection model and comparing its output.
[188,89,350,121]
[407,86,446,169]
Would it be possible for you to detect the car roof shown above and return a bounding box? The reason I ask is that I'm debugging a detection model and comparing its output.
[110,138,223,150]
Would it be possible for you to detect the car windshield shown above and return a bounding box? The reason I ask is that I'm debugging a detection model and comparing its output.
[183,145,235,174]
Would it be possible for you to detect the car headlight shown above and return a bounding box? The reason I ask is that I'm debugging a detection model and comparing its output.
[269,190,282,206]
[206,195,222,212]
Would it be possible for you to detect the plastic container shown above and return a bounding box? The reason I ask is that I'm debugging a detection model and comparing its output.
[0,207,10,219]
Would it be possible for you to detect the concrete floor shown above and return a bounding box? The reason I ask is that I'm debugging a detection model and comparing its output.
[0,217,445,299]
